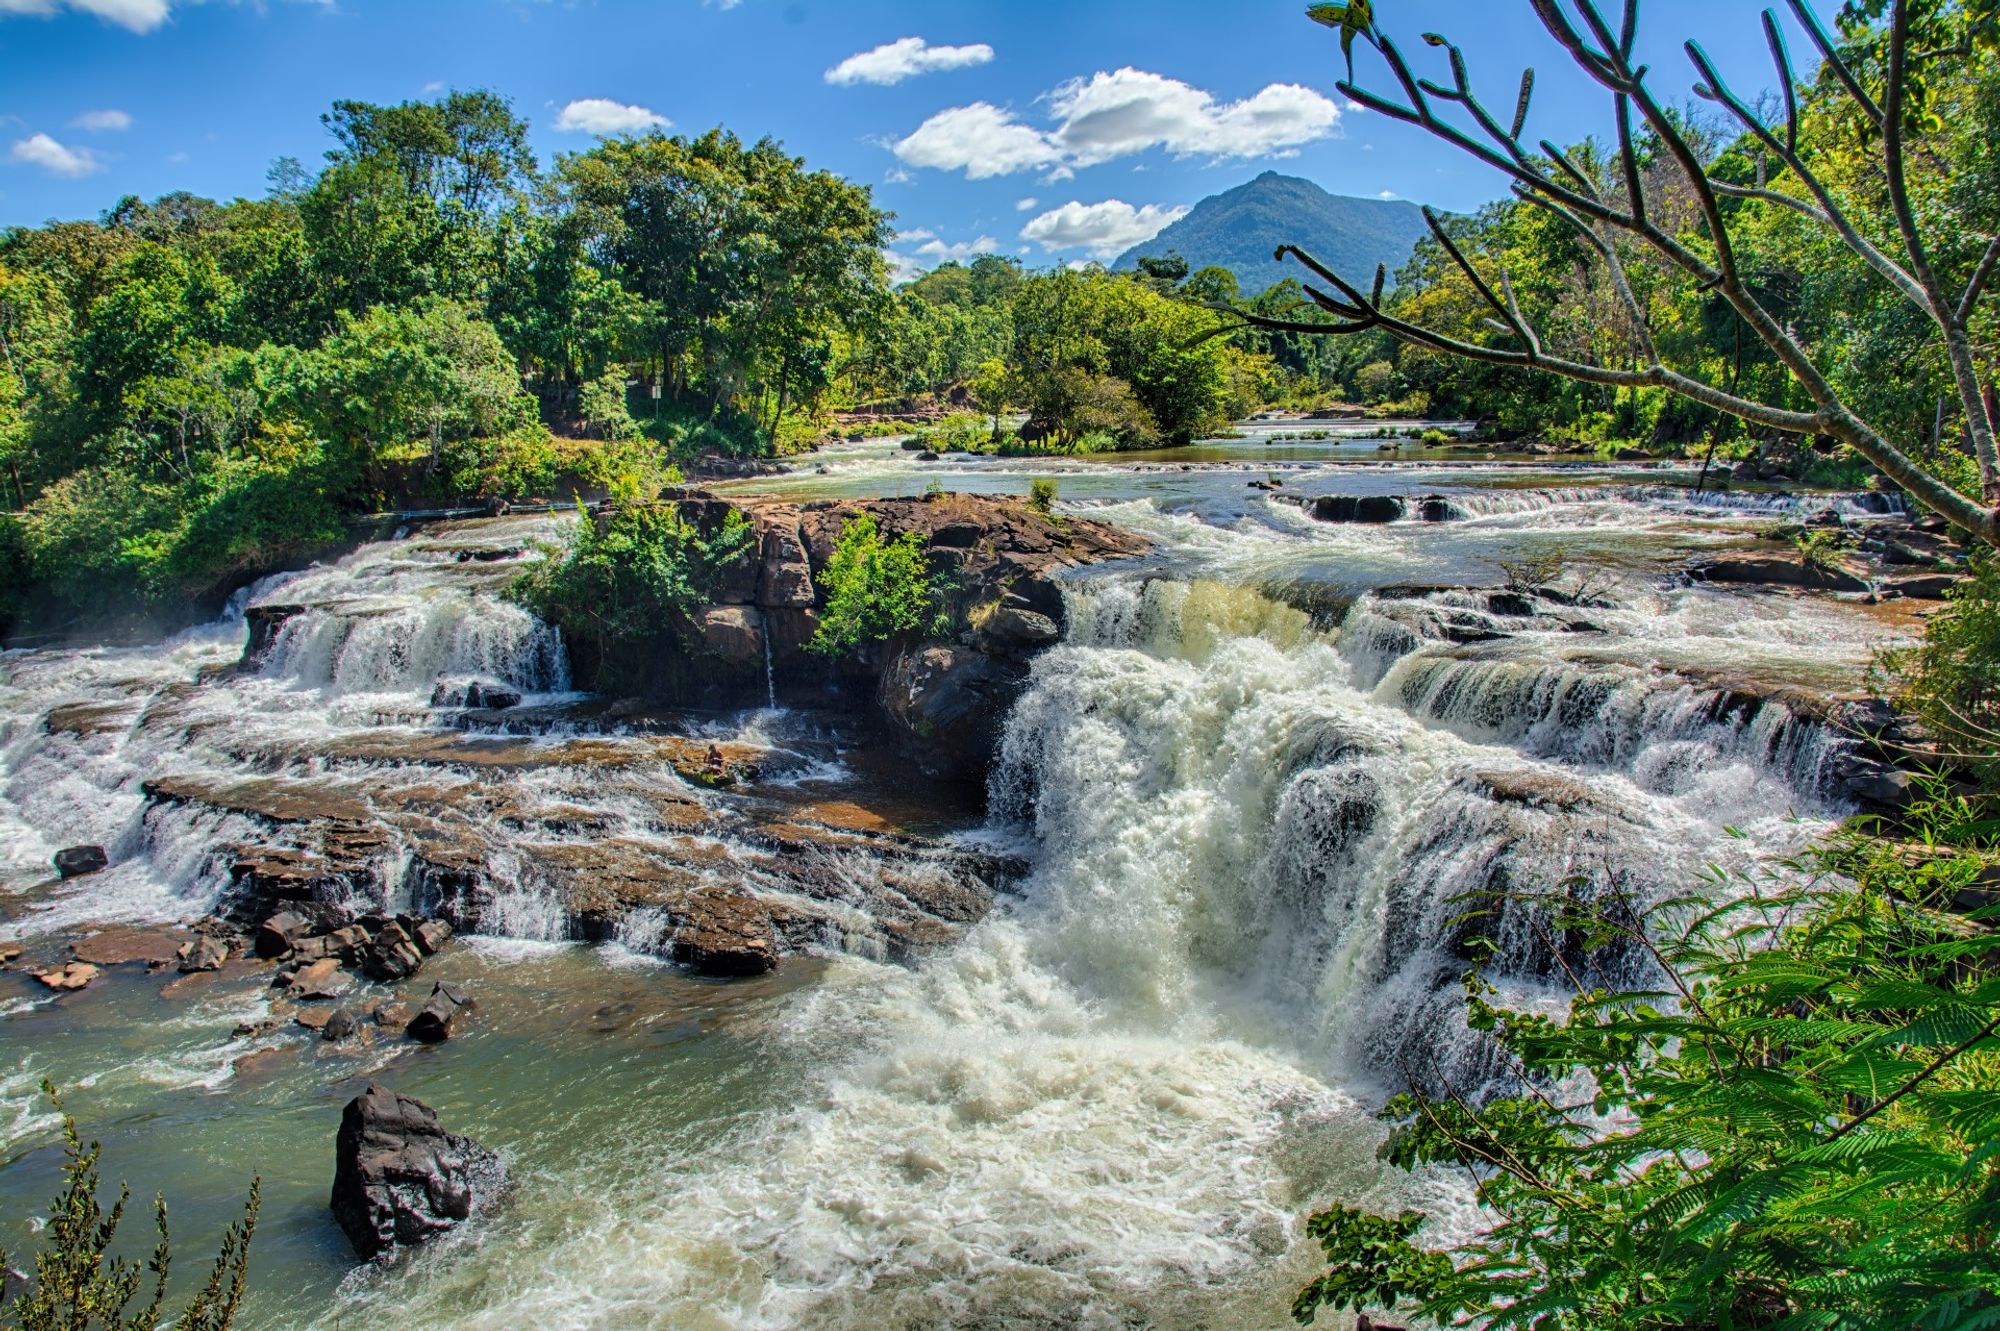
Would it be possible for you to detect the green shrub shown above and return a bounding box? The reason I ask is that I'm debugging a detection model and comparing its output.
[509,503,753,675]
[1797,526,1853,574]
[5,1084,259,1331]
[809,513,948,656]
[578,372,641,442]
[1291,789,2000,1330]
[911,414,992,455]
[1883,558,1999,779]
[1028,478,1058,515]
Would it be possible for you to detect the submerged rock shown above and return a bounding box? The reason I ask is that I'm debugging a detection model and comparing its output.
[330,1084,503,1262]
[53,845,108,879]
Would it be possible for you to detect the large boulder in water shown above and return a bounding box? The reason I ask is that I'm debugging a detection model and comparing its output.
[330,1084,503,1262]
[1308,494,1406,524]
[54,846,108,879]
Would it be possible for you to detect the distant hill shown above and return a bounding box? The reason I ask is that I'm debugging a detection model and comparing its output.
[1113,171,1431,297]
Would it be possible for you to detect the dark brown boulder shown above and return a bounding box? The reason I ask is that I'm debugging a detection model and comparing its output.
[878,644,1024,785]
[360,920,425,982]
[330,1084,503,1262]
[54,846,108,879]
[1309,494,1405,524]
[406,982,473,1043]
[255,911,310,959]
[176,936,229,973]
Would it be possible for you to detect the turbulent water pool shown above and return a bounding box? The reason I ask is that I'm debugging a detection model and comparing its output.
[0,440,1920,1329]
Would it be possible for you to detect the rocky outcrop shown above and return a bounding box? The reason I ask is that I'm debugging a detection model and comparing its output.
[330,1084,503,1262]
[692,606,767,666]
[878,646,1023,785]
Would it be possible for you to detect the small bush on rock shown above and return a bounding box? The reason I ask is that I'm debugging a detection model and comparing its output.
[809,513,949,656]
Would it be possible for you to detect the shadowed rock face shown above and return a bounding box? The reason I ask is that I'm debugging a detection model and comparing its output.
[330,1084,503,1262]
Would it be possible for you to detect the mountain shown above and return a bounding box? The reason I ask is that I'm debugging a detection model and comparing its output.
[1112,171,1431,297]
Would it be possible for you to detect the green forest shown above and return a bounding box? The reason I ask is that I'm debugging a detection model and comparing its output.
[0,92,1278,638]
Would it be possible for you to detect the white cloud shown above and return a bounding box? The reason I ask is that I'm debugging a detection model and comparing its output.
[826,36,994,87]
[895,68,1340,179]
[69,108,131,131]
[554,98,669,135]
[1378,189,1397,199]
[892,102,1061,179]
[885,230,1001,282]
[0,0,168,30]
[9,132,103,177]
[1014,196,1038,212]
[0,0,327,34]
[1020,199,1188,260]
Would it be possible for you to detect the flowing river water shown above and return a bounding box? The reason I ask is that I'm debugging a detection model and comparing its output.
[0,434,1922,1329]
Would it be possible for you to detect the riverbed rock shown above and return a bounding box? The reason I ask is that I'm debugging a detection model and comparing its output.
[1308,494,1406,524]
[406,982,473,1043]
[410,918,453,956]
[73,926,189,968]
[53,845,108,879]
[256,911,311,959]
[322,1008,365,1042]
[756,524,816,608]
[1690,553,1869,593]
[1885,572,1964,600]
[975,606,1061,654]
[360,920,425,982]
[176,936,229,973]
[242,604,304,667]
[429,681,522,711]
[35,962,99,991]
[693,606,767,666]
[330,1084,504,1262]
[285,957,353,1000]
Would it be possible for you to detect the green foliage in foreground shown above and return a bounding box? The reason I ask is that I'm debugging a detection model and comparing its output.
[1885,561,2000,783]
[508,501,752,678]
[1294,791,2000,1330]
[4,1085,259,1331]
[808,513,949,656]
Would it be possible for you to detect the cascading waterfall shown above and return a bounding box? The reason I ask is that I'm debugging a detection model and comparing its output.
[0,485,1910,1331]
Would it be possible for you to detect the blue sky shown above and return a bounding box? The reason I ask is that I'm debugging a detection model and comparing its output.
[0,0,1829,272]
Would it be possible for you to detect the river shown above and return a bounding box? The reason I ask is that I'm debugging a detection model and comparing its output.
[0,436,1916,1329]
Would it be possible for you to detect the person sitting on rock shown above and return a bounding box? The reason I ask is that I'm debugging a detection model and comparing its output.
[705,743,725,773]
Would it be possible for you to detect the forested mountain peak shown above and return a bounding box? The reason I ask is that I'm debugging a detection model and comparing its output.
[1112,171,1430,295]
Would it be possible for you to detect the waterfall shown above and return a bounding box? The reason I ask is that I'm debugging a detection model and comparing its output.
[763,615,778,710]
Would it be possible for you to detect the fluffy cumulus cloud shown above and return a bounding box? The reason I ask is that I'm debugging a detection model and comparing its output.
[1019,199,1188,260]
[555,98,669,135]
[892,102,1063,179]
[894,67,1340,179]
[69,108,132,131]
[9,132,103,177]
[826,36,994,87]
